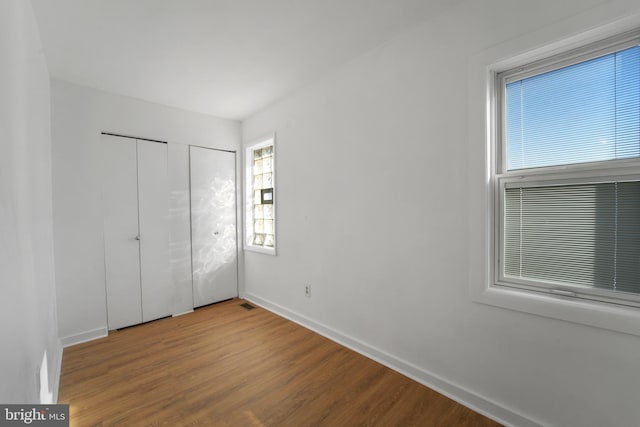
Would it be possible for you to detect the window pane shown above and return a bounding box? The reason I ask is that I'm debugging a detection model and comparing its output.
[253,234,265,246]
[262,156,272,173]
[264,234,274,247]
[264,204,273,219]
[615,49,640,159]
[506,46,640,170]
[504,181,640,294]
[263,173,272,188]
[254,205,264,220]
[264,219,273,234]
[616,182,640,292]
[254,174,263,190]
[254,159,263,174]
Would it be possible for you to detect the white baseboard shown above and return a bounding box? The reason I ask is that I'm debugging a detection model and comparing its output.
[172,309,194,317]
[60,327,108,348]
[242,292,540,427]
[52,341,63,403]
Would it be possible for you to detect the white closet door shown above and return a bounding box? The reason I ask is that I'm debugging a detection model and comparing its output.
[168,143,194,316]
[190,147,238,307]
[137,140,172,322]
[102,135,142,330]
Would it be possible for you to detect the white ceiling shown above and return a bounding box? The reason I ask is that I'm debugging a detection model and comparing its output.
[31,0,458,120]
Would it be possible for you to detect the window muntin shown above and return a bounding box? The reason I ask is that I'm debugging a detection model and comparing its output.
[244,137,276,254]
[495,33,640,307]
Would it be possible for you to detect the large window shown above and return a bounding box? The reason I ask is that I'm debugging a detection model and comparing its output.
[494,31,640,307]
[244,136,276,254]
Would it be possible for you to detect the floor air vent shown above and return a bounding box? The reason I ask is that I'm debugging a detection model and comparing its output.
[240,302,256,310]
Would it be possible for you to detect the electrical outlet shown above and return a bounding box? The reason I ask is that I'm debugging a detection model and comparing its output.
[305,285,311,297]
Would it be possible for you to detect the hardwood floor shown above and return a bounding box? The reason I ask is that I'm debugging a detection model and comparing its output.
[59,299,501,426]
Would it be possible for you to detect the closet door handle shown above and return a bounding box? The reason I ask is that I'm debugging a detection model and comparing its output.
[134,235,141,241]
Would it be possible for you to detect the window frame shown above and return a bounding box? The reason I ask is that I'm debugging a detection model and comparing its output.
[243,135,277,255]
[492,29,640,309]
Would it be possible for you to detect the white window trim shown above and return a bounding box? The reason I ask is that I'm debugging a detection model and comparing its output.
[243,134,276,255]
[469,15,640,337]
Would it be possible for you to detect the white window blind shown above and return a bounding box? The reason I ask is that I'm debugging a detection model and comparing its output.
[506,45,640,170]
[497,35,640,305]
[504,181,640,295]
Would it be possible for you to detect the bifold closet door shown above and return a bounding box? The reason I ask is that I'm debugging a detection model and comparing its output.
[137,140,171,323]
[102,135,143,329]
[190,146,238,307]
[102,135,172,330]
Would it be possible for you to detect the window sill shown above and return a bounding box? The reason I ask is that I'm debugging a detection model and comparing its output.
[472,282,640,337]
[244,245,276,256]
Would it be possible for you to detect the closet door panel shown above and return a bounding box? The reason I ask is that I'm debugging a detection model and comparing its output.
[102,135,142,330]
[190,147,238,307]
[137,140,172,322]
[168,143,194,315]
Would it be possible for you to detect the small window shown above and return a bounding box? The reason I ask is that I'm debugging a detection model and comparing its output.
[244,136,276,254]
[494,31,640,307]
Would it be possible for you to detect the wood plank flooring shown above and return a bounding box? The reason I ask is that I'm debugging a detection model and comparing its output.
[59,299,501,426]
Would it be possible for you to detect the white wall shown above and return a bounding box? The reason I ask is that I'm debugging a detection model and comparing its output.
[242,1,640,426]
[51,80,241,344]
[0,0,61,403]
